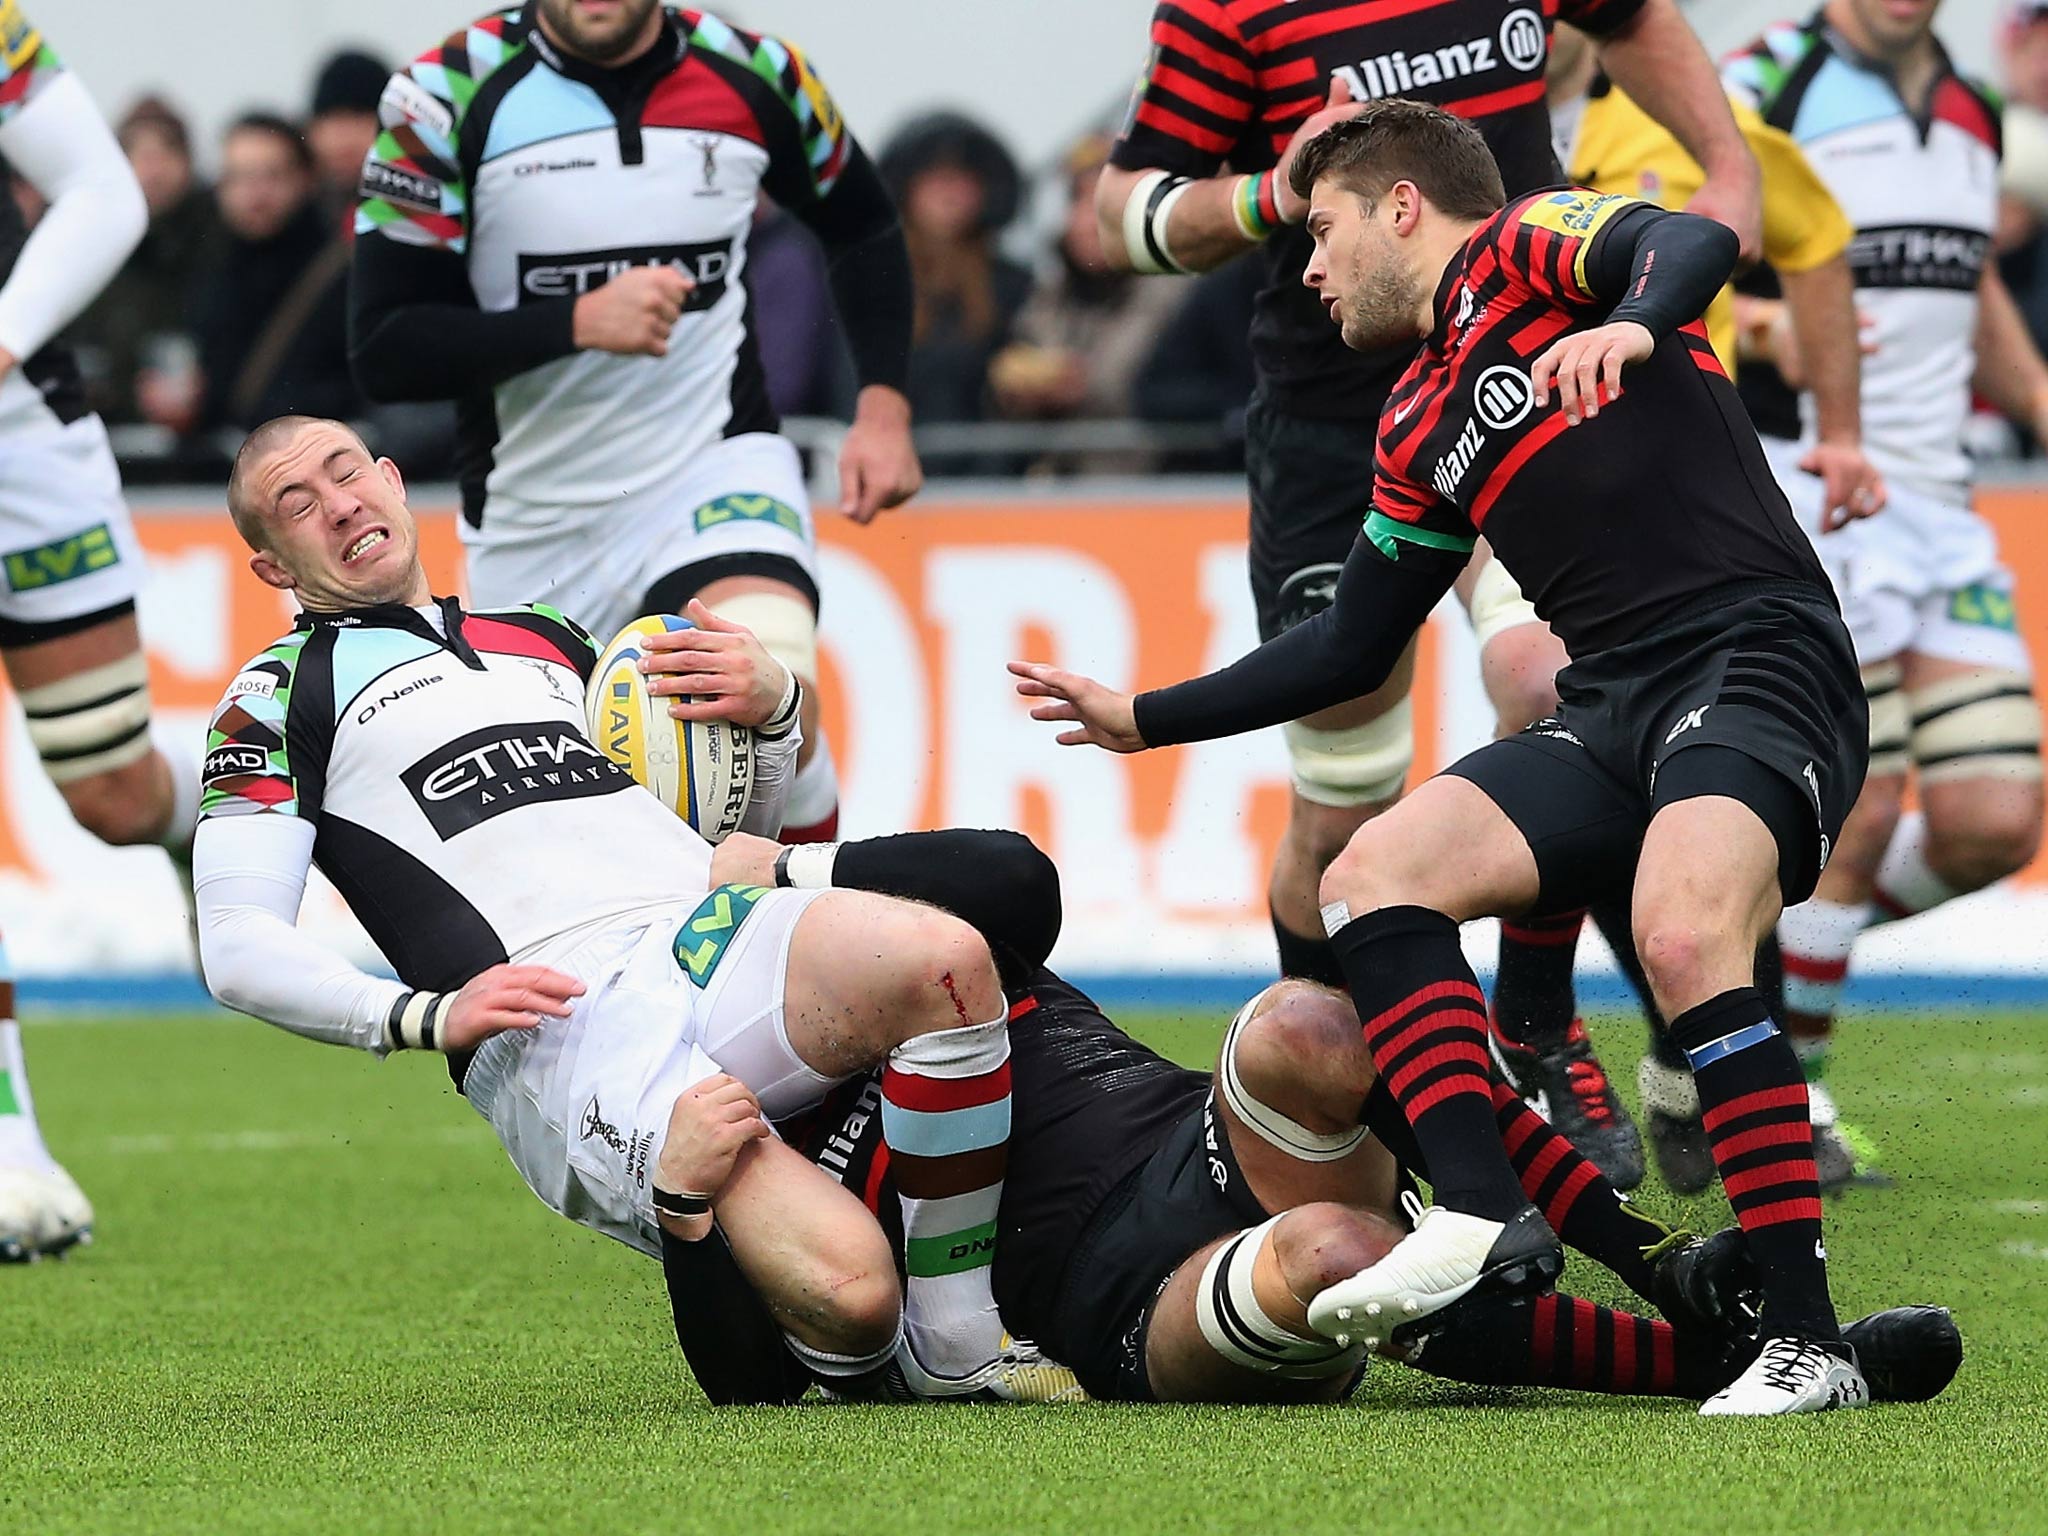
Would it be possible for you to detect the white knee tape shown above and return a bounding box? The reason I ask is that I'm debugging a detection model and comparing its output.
[1863,661,1910,778]
[1463,556,1542,652]
[1195,1219,1366,1380]
[19,652,153,784]
[1908,669,2042,785]
[709,590,818,686]
[1284,697,1413,808]
[1218,992,1367,1162]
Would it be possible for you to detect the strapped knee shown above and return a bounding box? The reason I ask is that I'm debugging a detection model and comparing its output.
[1908,668,2041,785]
[708,590,818,686]
[1218,989,1366,1162]
[20,652,153,784]
[1863,660,1909,778]
[1284,698,1412,808]
[1195,1218,1366,1380]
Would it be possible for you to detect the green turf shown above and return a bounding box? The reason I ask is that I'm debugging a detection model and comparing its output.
[5,1005,2047,1534]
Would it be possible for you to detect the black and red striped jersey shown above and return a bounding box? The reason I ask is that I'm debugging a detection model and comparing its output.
[1109,0,1647,419]
[1370,189,1829,655]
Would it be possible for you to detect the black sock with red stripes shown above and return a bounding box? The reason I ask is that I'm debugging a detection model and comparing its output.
[1399,1292,1727,1398]
[1330,906,1527,1221]
[1669,987,1839,1341]
[1491,909,1585,1051]
[1489,1080,1667,1300]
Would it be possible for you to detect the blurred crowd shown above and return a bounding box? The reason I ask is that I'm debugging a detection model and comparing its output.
[45,10,2048,486]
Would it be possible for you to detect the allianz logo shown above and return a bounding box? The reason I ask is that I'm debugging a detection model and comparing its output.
[1331,7,1544,101]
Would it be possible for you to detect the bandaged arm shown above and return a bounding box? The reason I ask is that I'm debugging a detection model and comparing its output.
[0,72,146,362]
[1133,532,1464,748]
[194,813,408,1056]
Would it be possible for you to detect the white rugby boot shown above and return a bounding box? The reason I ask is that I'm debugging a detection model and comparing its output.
[1699,1336,1870,1416]
[0,1161,93,1261]
[891,1333,1086,1404]
[1307,1192,1562,1349]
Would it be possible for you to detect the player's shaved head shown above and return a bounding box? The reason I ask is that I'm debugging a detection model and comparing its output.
[1290,100,1506,221]
[227,415,370,551]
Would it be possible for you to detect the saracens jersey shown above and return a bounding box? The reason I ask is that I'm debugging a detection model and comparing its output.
[1724,15,2001,505]
[1109,0,1648,418]
[1371,189,1830,656]
[355,5,853,523]
[199,599,710,992]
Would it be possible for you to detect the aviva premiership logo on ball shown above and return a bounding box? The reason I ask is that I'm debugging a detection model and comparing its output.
[585,614,756,842]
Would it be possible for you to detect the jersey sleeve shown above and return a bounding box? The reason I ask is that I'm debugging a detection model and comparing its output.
[1367,461,1478,561]
[199,641,325,824]
[1496,189,1648,306]
[354,40,476,253]
[1107,1,1258,179]
[1556,0,1649,39]
[1749,113,1851,275]
[686,16,852,208]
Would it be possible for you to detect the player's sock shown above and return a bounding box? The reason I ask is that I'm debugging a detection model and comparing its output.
[1270,906,1347,989]
[0,951,55,1173]
[1871,811,1960,922]
[1777,898,1867,1073]
[1328,906,1526,1221]
[1669,988,1838,1341]
[781,735,840,844]
[1489,1080,1664,1300]
[1588,894,1685,1068]
[1490,909,1584,1051]
[1396,1292,1725,1397]
[881,1012,1011,1378]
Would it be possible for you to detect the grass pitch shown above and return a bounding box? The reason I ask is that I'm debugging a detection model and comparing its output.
[5,1002,2047,1535]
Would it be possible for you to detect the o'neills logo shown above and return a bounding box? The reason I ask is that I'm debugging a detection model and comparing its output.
[402,721,632,838]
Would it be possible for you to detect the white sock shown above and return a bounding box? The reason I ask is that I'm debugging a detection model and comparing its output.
[783,732,839,832]
[151,723,205,853]
[0,1019,56,1172]
[1776,898,1869,1024]
[1871,812,1960,923]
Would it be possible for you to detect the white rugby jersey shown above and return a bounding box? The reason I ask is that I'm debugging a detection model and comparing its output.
[1725,16,2002,506]
[197,599,711,995]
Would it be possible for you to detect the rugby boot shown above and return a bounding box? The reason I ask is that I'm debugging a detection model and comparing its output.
[1307,1192,1562,1349]
[0,1161,92,1262]
[1809,1083,1892,1193]
[1491,1016,1645,1191]
[1700,1335,1869,1416]
[1649,1226,1761,1343]
[1844,1306,1962,1402]
[890,1334,1085,1404]
[1637,1054,1718,1196]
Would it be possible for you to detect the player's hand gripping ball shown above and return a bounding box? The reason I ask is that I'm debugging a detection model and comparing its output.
[587,615,756,841]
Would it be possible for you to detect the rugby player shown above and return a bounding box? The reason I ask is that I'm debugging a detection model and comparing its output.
[1095,0,1769,1187]
[0,4,208,1261]
[191,416,1028,1397]
[656,828,1958,1409]
[1668,0,2048,1193]
[1016,103,1873,1414]
[351,0,923,846]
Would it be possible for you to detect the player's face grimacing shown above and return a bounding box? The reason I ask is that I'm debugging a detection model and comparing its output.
[243,422,427,613]
[1301,179,1428,354]
[537,0,663,63]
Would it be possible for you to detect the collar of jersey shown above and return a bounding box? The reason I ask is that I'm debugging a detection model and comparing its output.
[523,2,685,90]
[1429,237,1476,344]
[295,594,463,632]
[1809,9,1961,96]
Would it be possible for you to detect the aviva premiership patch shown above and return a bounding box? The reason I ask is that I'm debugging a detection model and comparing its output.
[673,884,770,985]
[691,493,802,538]
[1521,190,1631,237]
[4,523,118,592]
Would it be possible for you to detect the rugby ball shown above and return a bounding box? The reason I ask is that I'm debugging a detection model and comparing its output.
[586,614,755,842]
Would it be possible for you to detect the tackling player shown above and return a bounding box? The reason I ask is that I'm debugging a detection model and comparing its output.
[1688,0,2048,1193]
[192,416,1029,1397]
[1017,103,1873,1414]
[0,4,208,1261]
[1095,0,1765,1187]
[350,0,922,847]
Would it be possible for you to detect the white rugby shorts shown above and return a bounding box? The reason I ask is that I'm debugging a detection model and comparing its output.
[0,378,143,644]
[463,883,833,1258]
[1765,436,2031,676]
[463,431,816,646]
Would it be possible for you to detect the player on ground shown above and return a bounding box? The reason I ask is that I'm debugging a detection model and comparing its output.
[1095,0,1769,1189]
[350,0,922,846]
[0,3,209,1261]
[1668,0,2048,1194]
[1541,21,1885,1194]
[191,416,1033,1398]
[658,827,1959,1409]
[1017,103,1873,1414]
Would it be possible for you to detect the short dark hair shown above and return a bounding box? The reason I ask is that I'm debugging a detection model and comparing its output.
[227,415,364,549]
[1288,99,1506,221]
[225,111,315,173]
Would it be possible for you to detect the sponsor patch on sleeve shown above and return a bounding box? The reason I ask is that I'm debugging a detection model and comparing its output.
[1520,189,1634,239]
[379,72,453,138]
[359,158,443,214]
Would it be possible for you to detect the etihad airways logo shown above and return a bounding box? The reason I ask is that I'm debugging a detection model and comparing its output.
[1331,7,1544,100]
[402,721,632,838]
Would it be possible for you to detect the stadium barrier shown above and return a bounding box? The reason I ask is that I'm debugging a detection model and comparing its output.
[7,481,2048,1007]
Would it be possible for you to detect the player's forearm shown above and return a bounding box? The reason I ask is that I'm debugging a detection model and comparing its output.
[349,237,577,401]
[1779,256,1861,445]
[1595,0,1755,192]
[0,74,146,361]
[1972,263,2048,435]
[1095,163,1266,275]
